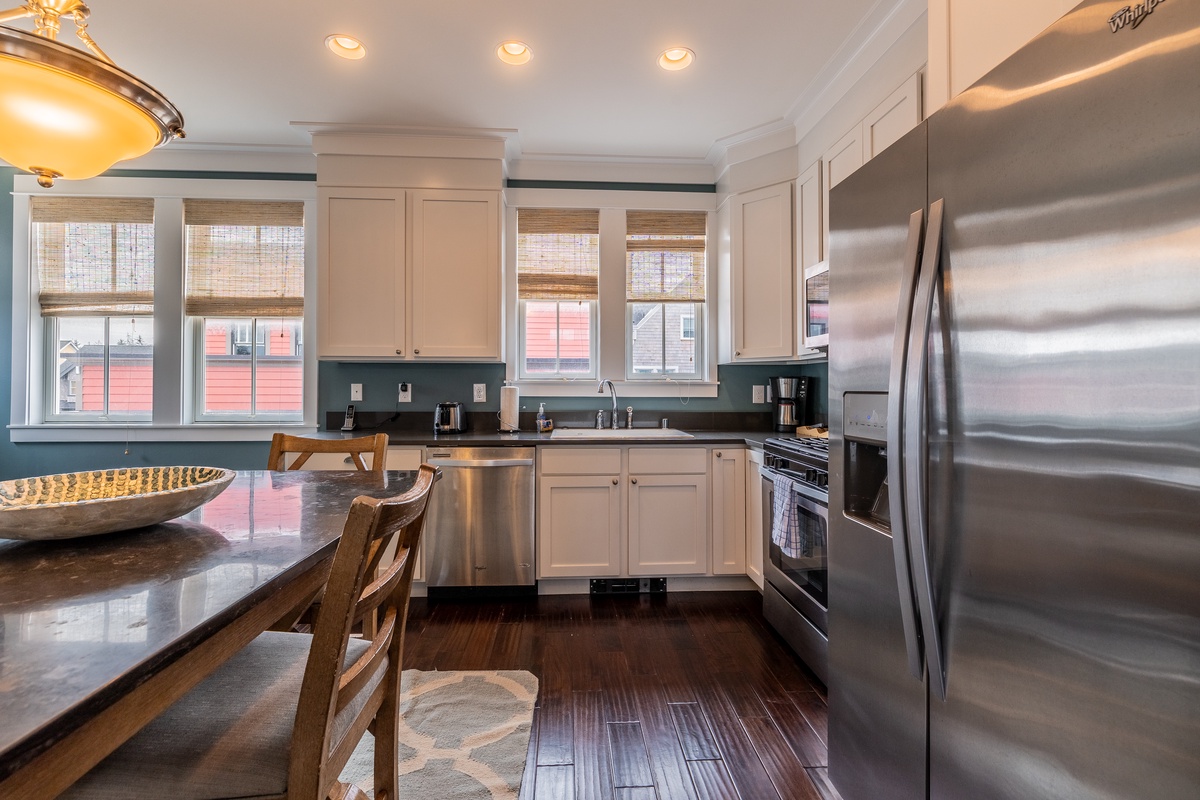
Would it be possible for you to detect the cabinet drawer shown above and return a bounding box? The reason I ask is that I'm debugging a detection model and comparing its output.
[628,447,708,475]
[540,447,621,475]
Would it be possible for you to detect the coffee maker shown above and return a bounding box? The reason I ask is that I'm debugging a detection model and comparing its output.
[770,376,809,432]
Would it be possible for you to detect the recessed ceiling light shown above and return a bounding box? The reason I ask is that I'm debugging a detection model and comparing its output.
[658,47,695,71]
[496,41,533,66]
[325,34,366,60]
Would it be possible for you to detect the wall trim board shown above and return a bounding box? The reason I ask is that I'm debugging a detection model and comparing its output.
[505,179,716,194]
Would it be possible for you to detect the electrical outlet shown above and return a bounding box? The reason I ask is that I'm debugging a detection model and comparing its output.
[398,382,411,403]
[752,385,765,404]
[473,383,487,403]
[350,383,363,402]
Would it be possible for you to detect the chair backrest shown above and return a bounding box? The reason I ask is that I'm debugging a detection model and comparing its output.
[287,464,438,799]
[267,432,389,473]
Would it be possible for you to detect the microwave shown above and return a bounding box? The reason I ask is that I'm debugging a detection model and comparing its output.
[802,260,829,349]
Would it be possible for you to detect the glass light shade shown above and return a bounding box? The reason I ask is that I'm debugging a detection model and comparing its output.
[0,27,183,186]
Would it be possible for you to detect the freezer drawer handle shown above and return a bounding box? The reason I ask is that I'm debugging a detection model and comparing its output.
[903,197,948,701]
[887,207,928,682]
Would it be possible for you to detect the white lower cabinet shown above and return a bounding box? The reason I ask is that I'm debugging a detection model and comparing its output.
[537,446,711,579]
[628,473,708,576]
[710,448,747,575]
[538,474,622,577]
[745,448,765,589]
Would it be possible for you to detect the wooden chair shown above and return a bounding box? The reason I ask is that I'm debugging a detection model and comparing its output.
[64,465,440,800]
[267,432,389,473]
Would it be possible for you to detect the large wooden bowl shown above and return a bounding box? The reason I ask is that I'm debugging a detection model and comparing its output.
[0,466,236,540]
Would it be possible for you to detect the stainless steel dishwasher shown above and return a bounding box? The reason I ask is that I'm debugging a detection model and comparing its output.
[423,446,535,587]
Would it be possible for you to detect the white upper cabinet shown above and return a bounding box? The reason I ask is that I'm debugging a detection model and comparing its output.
[726,182,794,361]
[862,73,922,161]
[409,189,501,359]
[319,188,406,359]
[317,186,503,361]
[795,162,823,272]
[927,0,1078,112]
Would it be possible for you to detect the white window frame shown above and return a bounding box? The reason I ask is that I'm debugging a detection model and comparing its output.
[516,298,598,380]
[43,315,156,422]
[10,175,318,442]
[625,302,704,381]
[502,192,718,399]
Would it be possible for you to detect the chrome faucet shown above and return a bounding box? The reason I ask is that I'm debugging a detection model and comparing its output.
[597,379,619,429]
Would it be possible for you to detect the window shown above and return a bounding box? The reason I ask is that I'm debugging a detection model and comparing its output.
[31,197,156,420]
[12,176,314,440]
[516,208,599,378]
[185,200,305,422]
[626,210,706,379]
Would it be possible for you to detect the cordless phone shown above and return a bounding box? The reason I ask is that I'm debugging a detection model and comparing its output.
[341,404,356,431]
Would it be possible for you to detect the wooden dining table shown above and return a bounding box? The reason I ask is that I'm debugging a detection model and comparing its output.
[0,468,420,799]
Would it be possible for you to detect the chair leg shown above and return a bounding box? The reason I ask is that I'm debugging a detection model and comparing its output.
[373,671,401,800]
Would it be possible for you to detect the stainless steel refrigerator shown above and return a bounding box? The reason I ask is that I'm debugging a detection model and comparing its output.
[826,2,1200,799]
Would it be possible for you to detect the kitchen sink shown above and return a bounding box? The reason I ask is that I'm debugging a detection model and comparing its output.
[550,428,694,439]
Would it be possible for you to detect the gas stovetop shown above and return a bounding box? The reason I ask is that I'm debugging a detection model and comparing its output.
[762,435,830,491]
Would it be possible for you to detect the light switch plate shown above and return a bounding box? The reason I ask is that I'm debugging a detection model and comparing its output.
[398,383,411,403]
[752,385,765,404]
[350,383,363,402]
[473,383,487,402]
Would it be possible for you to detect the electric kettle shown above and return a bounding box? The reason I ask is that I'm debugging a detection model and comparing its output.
[433,402,466,433]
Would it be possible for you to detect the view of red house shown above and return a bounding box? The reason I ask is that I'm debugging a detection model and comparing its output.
[57,319,302,415]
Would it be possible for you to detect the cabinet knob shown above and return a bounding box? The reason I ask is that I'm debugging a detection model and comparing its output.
[612,478,618,485]
[414,349,420,355]
[716,451,722,457]
[396,349,403,355]
[631,477,638,484]
[735,351,741,356]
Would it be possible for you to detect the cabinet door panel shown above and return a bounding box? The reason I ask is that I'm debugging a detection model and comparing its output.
[628,474,708,575]
[863,73,923,161]
[746,449,765,589]
[538,475,620,577]
[796,162,823,271]
[410,190,501,359]
[711,449,747,575]
[319,191,405,358]
[731,183,794,360]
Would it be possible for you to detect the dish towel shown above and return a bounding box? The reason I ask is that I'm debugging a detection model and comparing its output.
[771,474,808,559]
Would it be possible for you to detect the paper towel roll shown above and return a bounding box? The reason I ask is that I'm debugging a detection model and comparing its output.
[500,384,520,431]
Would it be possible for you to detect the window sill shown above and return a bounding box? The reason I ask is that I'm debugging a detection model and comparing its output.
[512,379,719,399]
[8,423,318,444]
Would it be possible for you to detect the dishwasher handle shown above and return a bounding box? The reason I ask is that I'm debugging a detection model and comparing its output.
[425,457,534,468]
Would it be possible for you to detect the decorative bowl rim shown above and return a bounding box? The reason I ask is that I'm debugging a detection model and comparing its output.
[0,466,237,511]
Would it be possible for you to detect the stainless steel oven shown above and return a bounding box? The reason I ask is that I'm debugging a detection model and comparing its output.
[761,436,829,684]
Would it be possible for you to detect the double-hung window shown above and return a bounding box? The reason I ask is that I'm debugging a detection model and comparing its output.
[516,208,599,378]
[185,200,305,422]
[626,210,706,379]
[32,197,156,420]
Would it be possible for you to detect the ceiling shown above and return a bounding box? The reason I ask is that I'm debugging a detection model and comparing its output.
[30,0,890,163]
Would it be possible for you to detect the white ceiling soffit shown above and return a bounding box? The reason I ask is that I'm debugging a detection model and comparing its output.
[30,0,907,168]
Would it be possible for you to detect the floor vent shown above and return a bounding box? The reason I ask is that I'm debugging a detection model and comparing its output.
[589,578,667,594]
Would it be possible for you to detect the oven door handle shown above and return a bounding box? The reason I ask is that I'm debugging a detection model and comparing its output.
[887,208,927,680]
[904,198,947,701]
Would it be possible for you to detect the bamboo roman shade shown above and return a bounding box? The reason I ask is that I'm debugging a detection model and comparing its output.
[626,210,706,302]
[184,199,305,318]
[517,208,600,301]
[32,196,155,316]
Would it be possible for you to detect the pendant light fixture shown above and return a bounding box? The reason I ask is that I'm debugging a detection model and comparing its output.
[0,0,184,187]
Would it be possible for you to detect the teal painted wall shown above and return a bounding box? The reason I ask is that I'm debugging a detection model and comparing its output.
[1,166,828,480]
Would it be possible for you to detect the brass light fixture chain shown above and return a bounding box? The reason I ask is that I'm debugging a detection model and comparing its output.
[71,6,114,65]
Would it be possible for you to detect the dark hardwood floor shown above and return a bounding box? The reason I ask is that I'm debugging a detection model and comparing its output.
[401,590,842,800]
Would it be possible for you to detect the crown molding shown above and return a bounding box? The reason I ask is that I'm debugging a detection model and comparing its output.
[785,0,927,145]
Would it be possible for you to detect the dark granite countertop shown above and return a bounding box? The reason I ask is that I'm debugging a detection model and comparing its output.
[322,410,778,449]
[0,470,419,784]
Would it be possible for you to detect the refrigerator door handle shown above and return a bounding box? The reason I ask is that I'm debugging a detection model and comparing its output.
[904,197,949,701]
[886,208,927,680]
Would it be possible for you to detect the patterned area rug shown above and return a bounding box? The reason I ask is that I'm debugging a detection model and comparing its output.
[339,669,539,800]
